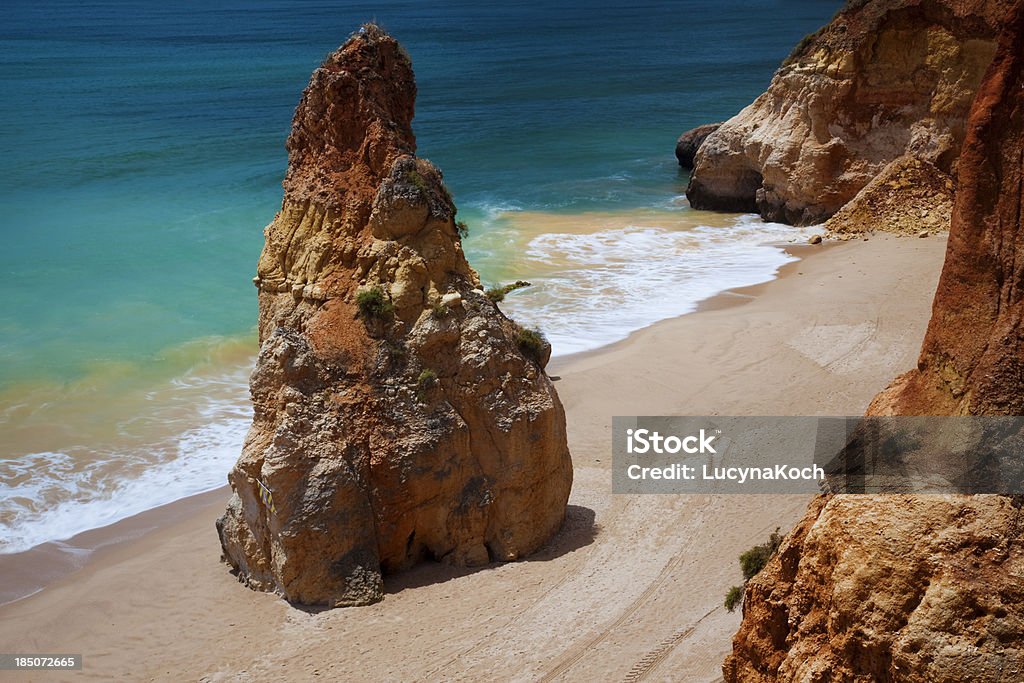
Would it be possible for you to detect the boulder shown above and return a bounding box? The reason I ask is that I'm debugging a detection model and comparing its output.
[674,122,722,169]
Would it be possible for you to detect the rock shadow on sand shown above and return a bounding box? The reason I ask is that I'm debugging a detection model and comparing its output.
[382,504,598,596]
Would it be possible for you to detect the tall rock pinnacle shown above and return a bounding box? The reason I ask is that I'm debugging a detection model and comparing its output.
[216,25,573,607]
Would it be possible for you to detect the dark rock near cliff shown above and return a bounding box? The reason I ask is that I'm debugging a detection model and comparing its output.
[675,123,722,169]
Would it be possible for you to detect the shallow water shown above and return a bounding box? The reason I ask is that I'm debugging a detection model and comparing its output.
[0,0,836,552]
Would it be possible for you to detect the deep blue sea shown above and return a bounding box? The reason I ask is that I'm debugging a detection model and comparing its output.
[0,1,837,554]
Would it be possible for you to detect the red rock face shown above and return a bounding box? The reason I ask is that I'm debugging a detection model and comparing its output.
[216,26,573,608]
[686,0,1013,225]
[723,6,1024,681]
[869,0,1024,416]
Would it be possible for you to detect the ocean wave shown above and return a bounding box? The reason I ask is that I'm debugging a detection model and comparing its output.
[497,214,811,356]
[0,213,810,555]
[0,343,253,555]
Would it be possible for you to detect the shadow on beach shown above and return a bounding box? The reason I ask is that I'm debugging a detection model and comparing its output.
[381,504,598,596]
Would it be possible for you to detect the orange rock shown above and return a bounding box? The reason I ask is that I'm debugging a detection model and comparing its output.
[724,6,1024,680]
[216,25,572,608]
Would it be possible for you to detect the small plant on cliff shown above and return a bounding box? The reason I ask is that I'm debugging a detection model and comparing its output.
[416,368,438,401]
[516,326,547,366]
[486,280,532,303]
[456,220,470,239]
[357,287,394,321]
[781,27,825,67]
[724,585,744,612]
[431,302,450,318]
[724,527,784,613]
[739,527,783,579]
[405,168,429,192]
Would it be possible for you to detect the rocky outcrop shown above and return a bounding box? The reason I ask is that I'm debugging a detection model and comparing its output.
[723,495,1024,682]
[823,155,954,236]
[686,0,1011,224]
[723,6,1024,680]
[868,1,1024,416]
[675,123,722,168]
[216,26,573,608]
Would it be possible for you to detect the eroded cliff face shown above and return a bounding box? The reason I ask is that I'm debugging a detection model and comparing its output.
[687,0,1011,225]
[869,0,1024,416]
[216,26,573,607]
[723,495,1024,682]
[724,6,1024,680]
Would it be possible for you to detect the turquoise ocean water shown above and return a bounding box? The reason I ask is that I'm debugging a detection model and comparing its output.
[0,1,837,554]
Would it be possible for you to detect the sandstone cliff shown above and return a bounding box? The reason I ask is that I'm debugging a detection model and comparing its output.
[686,0,1010,225]
[216,26,573,608]
[723,6,1024,680]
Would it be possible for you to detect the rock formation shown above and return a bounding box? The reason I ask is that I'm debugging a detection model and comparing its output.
[822,155,954,237]
[869,1,1024,415]
[686,0,1011,224]
[723,6,1024,680]
[723,495,1024,682]
[216,25,573,608]
[675,122,721,168]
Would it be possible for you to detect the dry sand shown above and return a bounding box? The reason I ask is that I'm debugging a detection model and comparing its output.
[0,234,948,682]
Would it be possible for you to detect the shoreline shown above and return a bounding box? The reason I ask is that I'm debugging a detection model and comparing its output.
[0,232,948,680]
[0,234,895,608]
[0,212,802,563]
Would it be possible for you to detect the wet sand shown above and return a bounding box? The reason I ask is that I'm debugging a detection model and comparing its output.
[0,233,948,682]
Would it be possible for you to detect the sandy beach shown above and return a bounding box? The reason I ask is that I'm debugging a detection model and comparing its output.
[0,234,947,682]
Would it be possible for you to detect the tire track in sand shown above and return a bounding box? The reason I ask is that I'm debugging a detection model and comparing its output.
[536,550,688,683]
[621,606,719,682]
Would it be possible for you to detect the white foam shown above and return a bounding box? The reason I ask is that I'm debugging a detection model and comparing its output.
[0,214,811,555]
[0,365,252,554]
[498,215,812,355]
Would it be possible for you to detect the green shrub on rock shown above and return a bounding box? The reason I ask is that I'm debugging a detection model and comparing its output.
[357,287,394,320]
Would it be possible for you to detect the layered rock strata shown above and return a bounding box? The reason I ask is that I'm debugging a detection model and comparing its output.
[686,0,1010,224]
[216,26,573,608]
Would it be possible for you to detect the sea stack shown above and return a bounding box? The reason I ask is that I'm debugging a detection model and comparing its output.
[723,6,1024,680]
[685,0,1010,225]
[216,25,573,608]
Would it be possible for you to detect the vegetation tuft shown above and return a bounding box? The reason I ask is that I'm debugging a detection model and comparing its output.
[724,585,744,612]
[405,168,429,192]
[357,286,394,321]
[486,280,532,303]
[781,27,825,67]
[515,326,547,366]
[456,220,470,239]
[416,368,438,401]
[725,527,784,612]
